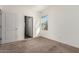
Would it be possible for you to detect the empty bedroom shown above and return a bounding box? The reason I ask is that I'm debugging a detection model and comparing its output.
[0,5,79,53]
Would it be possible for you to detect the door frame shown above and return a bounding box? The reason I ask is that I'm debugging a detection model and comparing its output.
[24,16,33,38]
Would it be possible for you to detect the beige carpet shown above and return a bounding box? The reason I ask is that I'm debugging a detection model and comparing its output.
[0,37,79,53]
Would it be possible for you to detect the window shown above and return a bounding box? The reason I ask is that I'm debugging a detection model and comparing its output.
[41,16,48,30]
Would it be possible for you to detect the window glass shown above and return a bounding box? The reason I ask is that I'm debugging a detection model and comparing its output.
[41,16,48,30]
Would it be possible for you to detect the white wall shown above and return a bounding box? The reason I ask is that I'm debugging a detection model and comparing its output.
[0,7,2,40]
[1,6,41,43]
[0,11,2,39]
[2,11,6,43]
[40,6,79,48]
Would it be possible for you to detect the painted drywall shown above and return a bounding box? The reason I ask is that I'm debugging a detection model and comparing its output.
[40,6,79,48]
[1,6,41,43]
[2,11,6,43]
[0,7,2,40]
[0,11,2,39]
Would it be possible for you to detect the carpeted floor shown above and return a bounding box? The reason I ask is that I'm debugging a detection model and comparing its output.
[0,37,79,53]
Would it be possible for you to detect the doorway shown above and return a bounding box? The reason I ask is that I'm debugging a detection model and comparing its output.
[24,16,33,39]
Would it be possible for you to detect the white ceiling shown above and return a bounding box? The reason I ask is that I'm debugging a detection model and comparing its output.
[1,5,48,12]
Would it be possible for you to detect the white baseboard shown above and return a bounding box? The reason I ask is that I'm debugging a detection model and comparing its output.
[41,35,79,48]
